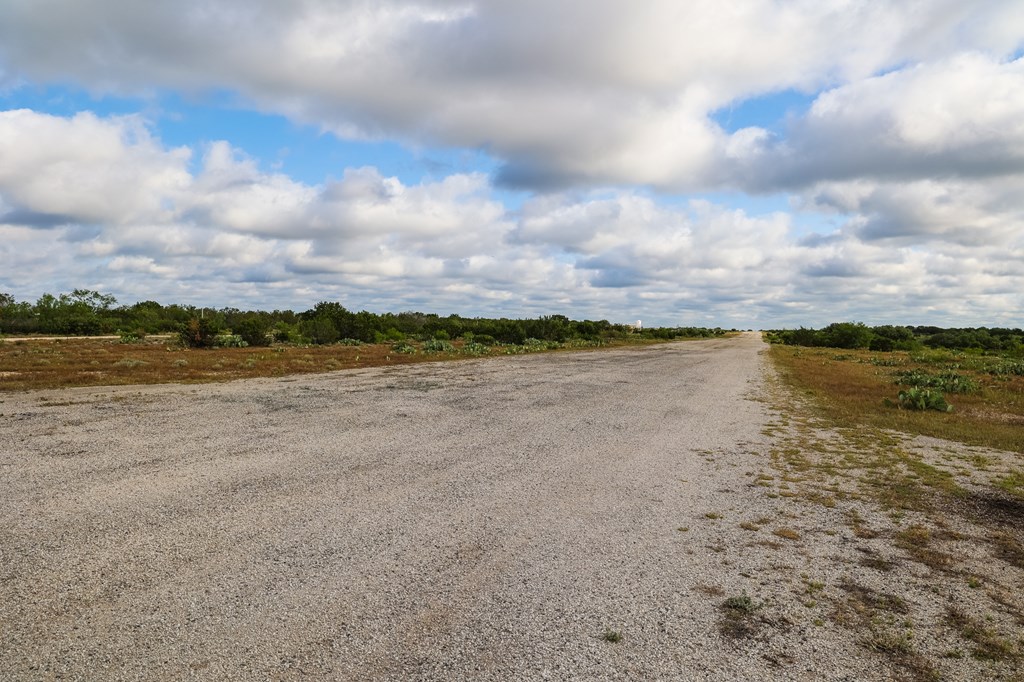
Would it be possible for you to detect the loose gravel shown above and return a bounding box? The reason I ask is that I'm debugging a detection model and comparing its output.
[1,333,1013,680]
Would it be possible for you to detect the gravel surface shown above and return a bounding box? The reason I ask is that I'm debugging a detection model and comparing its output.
[2,333,1011,680]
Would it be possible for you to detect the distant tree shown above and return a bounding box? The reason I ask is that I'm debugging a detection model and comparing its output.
[233,316,272,346]
[179,317,222,348]
[300,316,339,345]
[821,322,873,349]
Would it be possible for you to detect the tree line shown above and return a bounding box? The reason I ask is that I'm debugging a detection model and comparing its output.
[0,289,728,347]
[766,322,1024,354]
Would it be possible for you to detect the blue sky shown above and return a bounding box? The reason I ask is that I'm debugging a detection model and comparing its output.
[1,1,1022,327]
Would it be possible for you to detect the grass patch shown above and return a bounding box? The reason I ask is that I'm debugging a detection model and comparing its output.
[945,608,1020,662]
[769,345,1024,453]
[894,525,953,570]
[0,335,674,392]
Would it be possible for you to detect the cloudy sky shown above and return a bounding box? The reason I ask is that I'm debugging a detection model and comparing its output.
[1,1,1022,327]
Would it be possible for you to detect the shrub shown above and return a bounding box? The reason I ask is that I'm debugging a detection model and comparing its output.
[376,328,406,343]
[233,317,272,347]
[300,316,339,345]
[214,334,248,348]
[893,370,977,393]
[461,342,490,356]
[422,338,455,353]
[391,341,416,354]
[338,338,363,346]
[273,322,304,344]
[722,593,758,613]
[897,388,952,412]
[118,328,146,344]
[989,360,1024,376]
[179,317,221,348]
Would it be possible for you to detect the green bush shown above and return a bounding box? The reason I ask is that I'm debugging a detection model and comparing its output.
[422,338,455,353]
[989,360,1024,376]
[376,328,406,343]
[391,341,416,354]
[461,342,490,356]
[118,328,145,344]
[893,370,977,393]
[233,317,272,347]
[300,316,339,345]
[214,334,248,348]
[897,388,952,412]
[338,338,363,346]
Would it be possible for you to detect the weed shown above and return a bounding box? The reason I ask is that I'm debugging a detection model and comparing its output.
[602,629,622,643]
[722,592,758,613]
[863,628,914,655]
[704,512,723,520]
[718,592,764,639]
[946,607,1020,661]
[995,470,1024,498]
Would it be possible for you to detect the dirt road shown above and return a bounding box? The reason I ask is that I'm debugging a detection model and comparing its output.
[0,334,891,679]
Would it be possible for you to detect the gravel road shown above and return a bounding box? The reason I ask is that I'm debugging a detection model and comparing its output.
[1,334,889,680]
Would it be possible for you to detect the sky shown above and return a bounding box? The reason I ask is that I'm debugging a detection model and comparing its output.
[1,1,1023,328]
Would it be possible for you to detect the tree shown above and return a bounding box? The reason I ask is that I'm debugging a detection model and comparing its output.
[233,316,272,346]
[821,322,873,349]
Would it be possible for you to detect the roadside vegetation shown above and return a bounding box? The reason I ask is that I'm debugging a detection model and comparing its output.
[765,323,1023,453]
[758,322,1024,679]
[0,289,731,391]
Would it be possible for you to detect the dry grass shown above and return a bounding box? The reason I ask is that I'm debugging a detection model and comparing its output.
[769,345,1024,453]
[0,336,660,392]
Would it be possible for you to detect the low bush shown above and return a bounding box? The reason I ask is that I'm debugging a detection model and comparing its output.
[897,388,952,412]
[118,328,146,344]
[422,338,455,353]
[893,370,977,394]
[214,334,248,348]
[989,360,1024,376]
[391,341,416,354]
[461,342,491,356]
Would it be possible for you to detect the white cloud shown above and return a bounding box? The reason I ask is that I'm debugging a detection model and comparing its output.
[1,1,1022,190]
[1,2,1023,326]
[738,54,1024,190]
